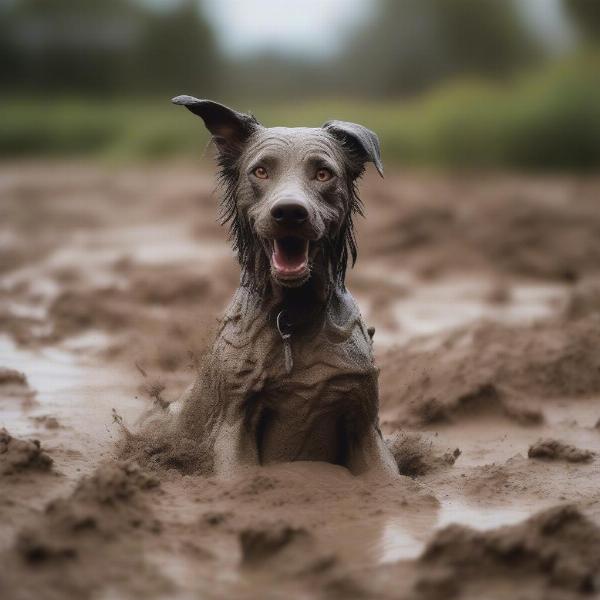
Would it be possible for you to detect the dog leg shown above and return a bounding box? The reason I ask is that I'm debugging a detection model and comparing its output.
[347,425,399,478]
[212,418,260,477]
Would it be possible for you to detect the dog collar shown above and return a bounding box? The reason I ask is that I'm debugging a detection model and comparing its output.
[276,310,294,374]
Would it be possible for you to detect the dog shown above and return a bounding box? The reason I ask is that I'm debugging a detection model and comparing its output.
[171,96,398,477]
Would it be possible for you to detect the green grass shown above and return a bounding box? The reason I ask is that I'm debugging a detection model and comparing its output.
[1,53,599,169]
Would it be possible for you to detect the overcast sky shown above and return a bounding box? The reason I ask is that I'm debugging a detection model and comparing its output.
[202,0,372,59]
[142,0,573,59]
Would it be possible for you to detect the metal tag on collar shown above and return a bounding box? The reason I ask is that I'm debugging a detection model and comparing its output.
[276,310,293,374]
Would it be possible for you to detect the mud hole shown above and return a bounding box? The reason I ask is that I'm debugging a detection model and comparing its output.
[1,163,600,599]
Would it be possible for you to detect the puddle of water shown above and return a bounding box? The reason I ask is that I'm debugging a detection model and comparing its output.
[0,331,557,581]
[437,500,535,530]
[394,280,564,340]
[379,521,426,562]
[0,335,144,474]
[358,275,567,348]
[379,499,537,563]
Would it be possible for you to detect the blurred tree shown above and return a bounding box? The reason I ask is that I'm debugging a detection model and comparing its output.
[4,0,142,93]
[563,0,600,41]
[0,0,219,95]
[135,0,219,95]
[340,0,544,97]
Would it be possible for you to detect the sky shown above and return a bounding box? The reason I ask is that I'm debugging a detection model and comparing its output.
[202,0,372,59]
[142,0,573,60]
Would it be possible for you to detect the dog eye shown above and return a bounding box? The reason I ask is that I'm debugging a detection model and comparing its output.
[253,166,269,179]
[315,168,333,182]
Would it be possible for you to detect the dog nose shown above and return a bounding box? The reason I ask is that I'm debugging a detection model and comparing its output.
[270,201,308,226]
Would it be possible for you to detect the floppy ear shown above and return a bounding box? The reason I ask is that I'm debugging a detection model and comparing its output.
[172,95,259,153]
[322,120,383,177]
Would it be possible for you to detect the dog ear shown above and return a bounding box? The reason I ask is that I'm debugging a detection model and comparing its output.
[322,120,383,177]
[172,95,259,153]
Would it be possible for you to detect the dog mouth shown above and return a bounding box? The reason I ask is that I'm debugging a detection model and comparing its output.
[270,236,310,282]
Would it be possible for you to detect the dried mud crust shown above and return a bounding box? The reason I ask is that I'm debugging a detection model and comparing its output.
[0,461,170,600]
[379,315,600,428]
[411,505,600,600]
[0,428,53,476]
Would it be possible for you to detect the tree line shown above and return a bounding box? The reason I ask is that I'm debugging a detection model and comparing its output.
[0,0,597,99]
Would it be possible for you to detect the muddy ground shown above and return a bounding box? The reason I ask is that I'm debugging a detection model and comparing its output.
[1,162,600,599]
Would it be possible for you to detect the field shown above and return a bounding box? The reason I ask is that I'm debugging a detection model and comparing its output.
[1,161,600,599]
[2,53,600,170]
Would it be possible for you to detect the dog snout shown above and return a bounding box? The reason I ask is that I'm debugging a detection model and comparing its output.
[270,200,308,227]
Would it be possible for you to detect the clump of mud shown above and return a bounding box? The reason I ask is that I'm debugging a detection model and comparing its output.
[380,315,600,428]
[413,505,600,599]
[1,460,170,599]
[0,367,28,386]
[0,428,53,475]
[387,432,460,477]
[240,523,335,576]
[528,439,595,463]
[0,367,36,401]
[17,460,159,562]
[30,415,61,430]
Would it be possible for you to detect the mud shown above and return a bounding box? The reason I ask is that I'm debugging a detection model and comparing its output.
[387,431,460,477]
[1,461,170,600]
[364,173,600,282]
[412,504,600,599]
[0,428,53,475]
[1,163,600,599]
[379,315,600,428]
[528,439,595,463]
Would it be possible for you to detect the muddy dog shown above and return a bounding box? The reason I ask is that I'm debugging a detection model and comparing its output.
[171,96,398,477]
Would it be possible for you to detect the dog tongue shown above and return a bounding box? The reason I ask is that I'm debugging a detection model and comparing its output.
[272,237,308,275]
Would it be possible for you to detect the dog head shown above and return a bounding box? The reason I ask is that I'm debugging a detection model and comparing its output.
[173,96,383,292]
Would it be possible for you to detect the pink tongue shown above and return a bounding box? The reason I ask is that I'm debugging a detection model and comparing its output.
[273,240,307,273]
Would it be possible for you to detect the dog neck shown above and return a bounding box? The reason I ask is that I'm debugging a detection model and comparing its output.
[243,268,341,337]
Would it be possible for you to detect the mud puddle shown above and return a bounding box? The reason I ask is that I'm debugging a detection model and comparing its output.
[0,336,549,577]
[356,273,568,347]
[0,335,143,473]
[2,163,600,599]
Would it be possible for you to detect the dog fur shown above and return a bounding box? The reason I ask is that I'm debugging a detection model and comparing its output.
[171,96,398,477]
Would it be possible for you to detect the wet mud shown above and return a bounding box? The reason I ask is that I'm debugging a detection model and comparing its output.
[1,163,600,599]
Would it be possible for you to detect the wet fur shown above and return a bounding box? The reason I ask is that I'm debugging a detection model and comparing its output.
[172,97,398,477]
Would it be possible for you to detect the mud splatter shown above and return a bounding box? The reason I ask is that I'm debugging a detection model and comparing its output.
[387,432,460,477]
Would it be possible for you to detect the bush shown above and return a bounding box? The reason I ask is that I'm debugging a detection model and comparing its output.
[0,53,598,170]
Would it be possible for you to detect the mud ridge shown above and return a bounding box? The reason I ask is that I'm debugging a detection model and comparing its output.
[413,505,600,599]
[0,461,171,600]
